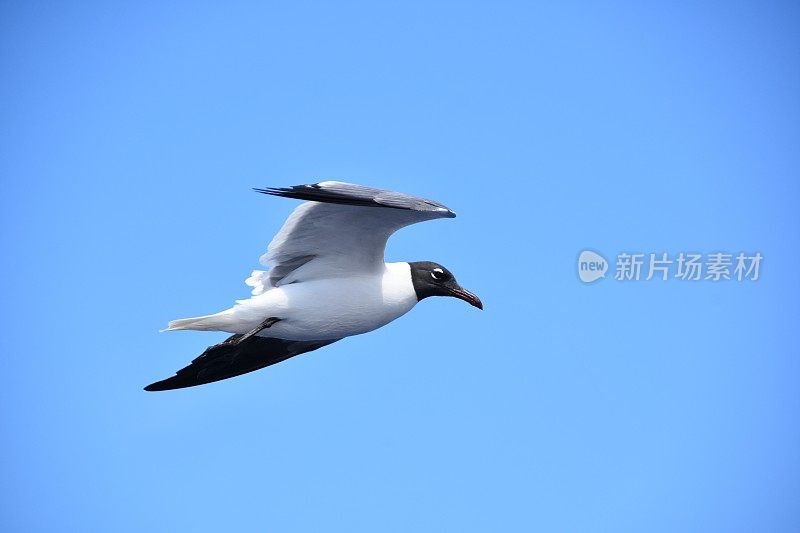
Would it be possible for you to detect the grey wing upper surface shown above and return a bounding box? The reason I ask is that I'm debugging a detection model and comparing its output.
[246,181,456,292]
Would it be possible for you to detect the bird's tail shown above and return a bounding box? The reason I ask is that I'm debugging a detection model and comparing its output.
[162,310,236,332]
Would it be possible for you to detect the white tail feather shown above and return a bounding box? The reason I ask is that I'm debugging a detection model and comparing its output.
[162,310,236,332]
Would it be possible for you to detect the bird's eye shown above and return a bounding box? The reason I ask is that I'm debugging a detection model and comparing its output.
[431,268,447,281]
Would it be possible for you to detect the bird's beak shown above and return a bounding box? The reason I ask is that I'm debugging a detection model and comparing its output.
[449,285,483,310]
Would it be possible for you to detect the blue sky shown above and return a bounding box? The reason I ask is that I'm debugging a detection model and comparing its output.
[1,1,799,531]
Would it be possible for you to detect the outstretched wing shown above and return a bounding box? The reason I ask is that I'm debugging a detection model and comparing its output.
[144,335,340,391]
[246,181,455,291]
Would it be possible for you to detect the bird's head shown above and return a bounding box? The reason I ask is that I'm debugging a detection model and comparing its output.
[409,261,483,310]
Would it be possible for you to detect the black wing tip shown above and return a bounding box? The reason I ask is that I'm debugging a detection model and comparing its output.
[253,184,322,200]
[144,373,203,391]
[143,379,180,392]
[253,186,288,196]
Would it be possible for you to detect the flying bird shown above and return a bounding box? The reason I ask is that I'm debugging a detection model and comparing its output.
[145,181,482,391]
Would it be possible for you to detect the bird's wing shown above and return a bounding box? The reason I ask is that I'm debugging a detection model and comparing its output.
[144,335,339,391]
[247,181,455,289]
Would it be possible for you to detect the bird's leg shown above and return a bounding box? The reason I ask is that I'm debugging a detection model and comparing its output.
[233,317,282,345]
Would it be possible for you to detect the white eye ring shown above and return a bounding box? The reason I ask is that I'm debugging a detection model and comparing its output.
[431,268,445,280]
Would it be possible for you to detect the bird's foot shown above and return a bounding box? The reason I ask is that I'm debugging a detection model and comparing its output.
[234,317,282,345]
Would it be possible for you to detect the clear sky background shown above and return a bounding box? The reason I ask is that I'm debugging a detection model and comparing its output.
[2,2,799,531]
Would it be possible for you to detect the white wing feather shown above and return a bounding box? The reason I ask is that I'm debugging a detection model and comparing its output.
[252,181,455,287]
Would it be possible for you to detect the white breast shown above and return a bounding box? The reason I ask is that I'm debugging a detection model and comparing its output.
[227,262,418,341]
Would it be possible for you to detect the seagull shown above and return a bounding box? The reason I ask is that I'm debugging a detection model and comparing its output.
[145,181,482,391]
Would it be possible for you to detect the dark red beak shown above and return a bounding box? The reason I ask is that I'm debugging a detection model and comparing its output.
[449,286,483,310]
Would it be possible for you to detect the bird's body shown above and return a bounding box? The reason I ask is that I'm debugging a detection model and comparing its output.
[166,262,418,341]
[146,181,481,391]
